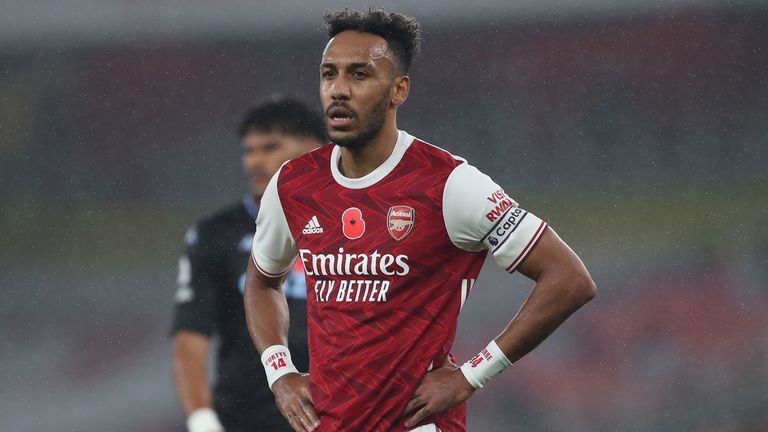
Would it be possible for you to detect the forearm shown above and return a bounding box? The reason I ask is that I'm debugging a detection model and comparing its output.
[243,258,291,353]
[173,331,213,415]
[495,268,595,363]
[244,259,309,415]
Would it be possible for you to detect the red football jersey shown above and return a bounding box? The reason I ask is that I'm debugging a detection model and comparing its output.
[252,131,547,431]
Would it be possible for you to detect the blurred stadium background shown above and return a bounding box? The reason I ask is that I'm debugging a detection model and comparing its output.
[1,1,767,431]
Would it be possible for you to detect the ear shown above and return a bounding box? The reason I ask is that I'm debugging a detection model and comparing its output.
[391,75,410,107]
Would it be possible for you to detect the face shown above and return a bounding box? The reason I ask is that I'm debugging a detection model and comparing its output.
[319,31,403,149]
[242,131,317,197]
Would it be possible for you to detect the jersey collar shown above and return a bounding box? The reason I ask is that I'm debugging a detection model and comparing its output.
[329,130,414,189]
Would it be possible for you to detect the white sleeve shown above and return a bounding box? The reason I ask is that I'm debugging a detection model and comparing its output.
[251,166,298,277]
[443,163,548,272]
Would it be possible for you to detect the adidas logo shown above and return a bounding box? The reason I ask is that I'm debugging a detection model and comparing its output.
[302,215,324,235]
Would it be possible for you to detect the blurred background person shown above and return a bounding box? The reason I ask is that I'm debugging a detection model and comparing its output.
[170,97,327,432]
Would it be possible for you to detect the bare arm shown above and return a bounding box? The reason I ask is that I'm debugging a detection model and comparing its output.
[172,331,213,415]
[170,231,225,432]
[243,258,290,352]
[243,258,319,432]
[404,227,596,427]
[173,331,225,431]
[496,227,596,361]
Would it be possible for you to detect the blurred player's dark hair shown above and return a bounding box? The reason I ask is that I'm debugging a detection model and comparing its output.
[238,97,327,142]
[323,7,421,74]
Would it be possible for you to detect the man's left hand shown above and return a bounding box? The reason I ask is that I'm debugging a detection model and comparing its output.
[401,360,476,428]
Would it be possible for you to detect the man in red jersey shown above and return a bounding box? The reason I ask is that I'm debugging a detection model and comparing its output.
[243,8,596,432]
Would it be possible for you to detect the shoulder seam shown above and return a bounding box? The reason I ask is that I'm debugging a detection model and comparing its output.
[411,137,467,165]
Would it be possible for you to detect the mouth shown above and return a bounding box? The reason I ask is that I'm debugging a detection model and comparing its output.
[326,105,355,129]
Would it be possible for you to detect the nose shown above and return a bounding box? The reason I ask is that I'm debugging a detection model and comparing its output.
[245,147,266,168]
[330,75,351,101]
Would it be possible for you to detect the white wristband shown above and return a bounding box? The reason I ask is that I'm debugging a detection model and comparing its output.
[261,344,300,390]
[187,407,224,432]
[459,340,513,389]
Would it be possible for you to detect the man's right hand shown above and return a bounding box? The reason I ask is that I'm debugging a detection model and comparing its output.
[272,373,320,432]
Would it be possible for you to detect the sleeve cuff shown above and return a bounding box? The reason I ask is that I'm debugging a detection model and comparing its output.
[483,208,548,273]
[504,221,547,272]
[251,251,294,278]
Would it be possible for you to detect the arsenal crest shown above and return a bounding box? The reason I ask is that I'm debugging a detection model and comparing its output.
[387,206,415,241]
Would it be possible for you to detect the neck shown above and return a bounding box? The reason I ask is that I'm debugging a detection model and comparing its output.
[338,118,398,179]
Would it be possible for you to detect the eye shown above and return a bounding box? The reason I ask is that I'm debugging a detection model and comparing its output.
[351,70,368,79]
[263,143,279,153]
[322,70,336,79]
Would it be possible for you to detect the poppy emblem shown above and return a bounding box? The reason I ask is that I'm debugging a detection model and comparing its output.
[342,207,365,240]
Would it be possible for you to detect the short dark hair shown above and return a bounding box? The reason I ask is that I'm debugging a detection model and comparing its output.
[323,8,421,74]
[238,96,327,142]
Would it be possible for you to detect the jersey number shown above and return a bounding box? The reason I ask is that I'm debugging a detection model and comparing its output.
[271,358,287,370]
[470,354,484,368]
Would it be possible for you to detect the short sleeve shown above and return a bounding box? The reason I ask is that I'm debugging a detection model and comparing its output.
[170,226,218,336]
[251,166,299,277]
[443,163,548,272]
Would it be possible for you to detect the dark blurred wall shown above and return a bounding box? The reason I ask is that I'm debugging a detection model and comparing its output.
[1,7,766,432]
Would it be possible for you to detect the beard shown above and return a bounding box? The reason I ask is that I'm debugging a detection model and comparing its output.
[328,93,389,150]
